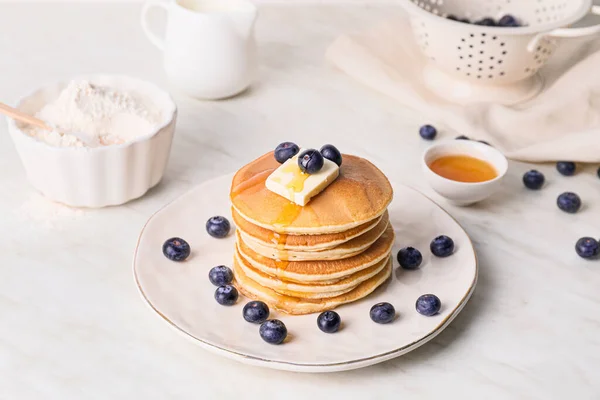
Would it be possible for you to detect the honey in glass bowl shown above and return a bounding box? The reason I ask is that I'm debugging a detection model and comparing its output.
[428,155,497,183]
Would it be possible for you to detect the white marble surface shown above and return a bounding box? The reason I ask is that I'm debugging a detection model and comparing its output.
[1,2,599,399]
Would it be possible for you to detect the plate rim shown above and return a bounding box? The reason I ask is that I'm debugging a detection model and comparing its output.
[132,174,478,372]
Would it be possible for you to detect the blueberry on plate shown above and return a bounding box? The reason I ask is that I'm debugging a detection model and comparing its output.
[162,237,191,261]
[430,235,454,257]
[416,294,442,316]
[206,216,231,238]
[556,161,576,176]
[557,192,581,214]
[259,319,287,344]
[370,302,395,324]
[317,311,341,333]
[498,14,520,27]
[298,149,324,174]
[397,247,423,270]
[575,237,600,260]
[522,170,545,190]
[274,142,300,164]
[209,265,234,286]
[475,17,496,26]
[456,135,470,140]
[320,144,343,166]
[214,285,238,306]
[243,301,270,324]
[419,124,437,140]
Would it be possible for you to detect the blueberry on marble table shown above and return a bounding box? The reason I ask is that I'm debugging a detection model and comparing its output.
[557,192,581,214]
[209,265,233,286]
[259,319,288,344]
[274,142,300,164]
[317,311,341,333]
[556,161,576,176]
[298,149,324,174]
[419,124,437,140]
[430,235,454,257]
[206,216,231,238]
[320,144,343,166]
[397,247,423,270]
[162,237,191,261]
[243,301,270,324]
[370,302,395,324]
[575,237,599,260]
[522,170,545,190]
[416,294,442,316]
[214,285,238,306]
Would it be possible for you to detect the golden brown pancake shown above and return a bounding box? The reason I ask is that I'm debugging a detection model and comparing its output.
[237,215,389,261]
[236,223,395,283]
[232,208,384,251]
[233,256,393,315]
[230,152,393,234]
[234,247,389,295]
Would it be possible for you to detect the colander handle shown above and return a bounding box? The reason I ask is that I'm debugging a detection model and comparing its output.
[527,5,600,52]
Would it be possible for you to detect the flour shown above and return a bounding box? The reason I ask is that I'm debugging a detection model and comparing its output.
[24,80,161,147]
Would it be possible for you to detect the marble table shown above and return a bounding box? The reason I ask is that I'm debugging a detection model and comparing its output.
[1,2,599,398]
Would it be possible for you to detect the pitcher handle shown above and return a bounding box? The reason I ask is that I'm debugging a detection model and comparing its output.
[527,5,600,51]
[141,1,168,51]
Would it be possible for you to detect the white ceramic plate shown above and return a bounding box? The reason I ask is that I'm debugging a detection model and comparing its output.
[133,174,478,373]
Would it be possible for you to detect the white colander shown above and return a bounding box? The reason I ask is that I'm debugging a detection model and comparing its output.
[401,0,600,104]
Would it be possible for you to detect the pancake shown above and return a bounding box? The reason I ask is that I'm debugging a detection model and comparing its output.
[232,208,384,251]
[233,256,393,315]
[237,213,390,261]
[236,223,395,283]
[230,152,393,234]
[234,247,390,295]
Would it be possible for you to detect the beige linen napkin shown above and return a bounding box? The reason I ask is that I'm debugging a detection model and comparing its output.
[326,17,600,162]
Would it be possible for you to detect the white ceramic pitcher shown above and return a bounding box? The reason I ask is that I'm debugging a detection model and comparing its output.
[141,0,257,99]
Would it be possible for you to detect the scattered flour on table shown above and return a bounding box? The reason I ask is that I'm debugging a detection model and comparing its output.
[15,193,85,230]
[24,80,162,147]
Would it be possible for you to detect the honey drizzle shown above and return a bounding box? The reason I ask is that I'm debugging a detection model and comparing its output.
[230,169,274,199]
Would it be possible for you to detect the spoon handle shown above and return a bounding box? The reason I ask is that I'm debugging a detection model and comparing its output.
[0,102,50,130]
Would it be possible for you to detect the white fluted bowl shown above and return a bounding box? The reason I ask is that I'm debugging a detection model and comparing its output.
[7,75,177,208]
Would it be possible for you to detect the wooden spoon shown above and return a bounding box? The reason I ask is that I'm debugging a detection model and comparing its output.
[0,102,93,146]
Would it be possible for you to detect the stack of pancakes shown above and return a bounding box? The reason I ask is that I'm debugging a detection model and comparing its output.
[230,152,394,315]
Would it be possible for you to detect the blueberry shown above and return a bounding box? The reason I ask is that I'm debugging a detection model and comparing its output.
[209,265,233,286]
[456,135,470,140]
[317,311,341,333]
[475,17,496,26]
[206,216,231,238]
[419,124,437,140]
[320,144,343,166]
[298,149,324,174]
[430,235,454,257]
[274,142,300,164]
[522,170,545,190]
[416,294,442,316]
[162,237,191,261]
[556,161,576,176]
[575,237,600,259]
[397,247,423,270]
[243,301,270,324]
[259,319,287,344]
[498,14,520,27]
[214,285,238,306]
[557,192,581,214]
[369,302,395,324]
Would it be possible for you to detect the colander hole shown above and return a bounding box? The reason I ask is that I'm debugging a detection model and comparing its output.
[492,36,497,40]
[467,73,471,76]
[470,34,474,38]
[490,56,495,60]
[489,66,494,70]
[481,33,486,37]
[479,60,483,64]
[480,41,485,45]
[469,45,473,48]
[477,75,481,79]
[480,51,484,54]
[467,64,472,68]
[488,75,493,78]
[461,38,466,42]
[469,55,473,58]
[500,72,505,76]
[478,67,482,71]
[537,46,542,51]
[458,46,461,50]
[500,43,505,47]
[502,51,507,55]
[498,60,503,64]
[459,56,464,59]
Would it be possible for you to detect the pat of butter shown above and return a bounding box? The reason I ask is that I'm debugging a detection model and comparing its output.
[266,151,339,206]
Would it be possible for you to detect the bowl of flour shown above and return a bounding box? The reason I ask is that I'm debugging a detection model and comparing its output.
[7,75,177,207]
